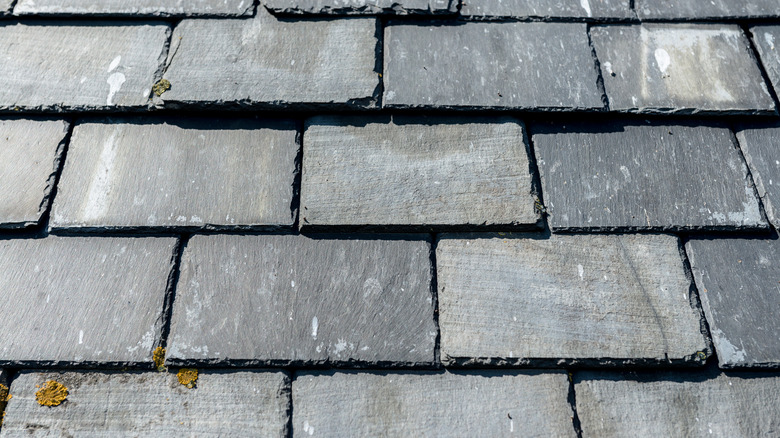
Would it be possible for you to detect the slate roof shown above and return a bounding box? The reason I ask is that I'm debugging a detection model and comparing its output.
[0,0,779,436]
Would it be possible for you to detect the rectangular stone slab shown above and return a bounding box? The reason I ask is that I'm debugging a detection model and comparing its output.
[293,370,575,437]
[13,0,254,16]
[736,125,780,228]
[437,233,707,366]
[461,0,631,19]
[2,370,289,436]
[264,0,456,14]
[383,22,603,110]
[168,234,435,366]
[637,0,780,19]
[301,116,539,229]
[533,122,765,231]
[0,236,177,365]
[591,24,775,114]
[51,118,297,231]
[750,26,780,107]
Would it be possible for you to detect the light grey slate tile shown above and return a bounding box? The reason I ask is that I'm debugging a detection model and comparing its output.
[686,236,780,368]
[0,236,176,365]
[168,234,435,366]
[437,233,707,367]
[750,26,780,103]
[293,370,575,437]
[0,119,68,229]
[263,0,456,14]
[383,22,604,110]
[637,0,780,20]
[301,116,539,229]
[50,118,297,232]
[736,126,780,228]
[1,0,12,14]
[13,0,254,16]
[2,370,289,436]
[533,122,766,231]
[461,0,631,19]
[591,24,775,114]
[0,22,169,111]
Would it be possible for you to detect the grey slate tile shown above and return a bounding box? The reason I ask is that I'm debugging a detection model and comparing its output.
[2,370,289,436]
[168,234,435,366]
[293,370,576,437]
[13,0,254,16]
[461,0,631,19]
[533,122,766,231]
[0,236,177,365]
[0,22,169,111]
[437,233,707,367]
[736,126,780,228]
[0,119,68,229]
[383,22,604,110]
[750,26,780,104]
[263,0,456,15]
[301,116,539,229]
[50,118,297,232]
[591,24,775,114]
[637,0,780,20]
[686,236,780,368]
[0,0,11,14]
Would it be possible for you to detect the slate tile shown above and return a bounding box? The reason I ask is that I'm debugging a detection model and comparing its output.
[437,233,707,366]
[50,118,297,232]
[383,22,604,110]
[0,119,68,229]
[263,0,456,15]
[736,126,780,228]
[533,122,766,231]
[1,0,11,14]
[461,0,631,19]
[0,236,177,365]
[686,236,780,368]
[637,0,780,20]
[301,116,539,230]
[13,0,254,16]
[591,24,775,114]
[750,26,780,103]
[168,234,435,366]
[2,370,289,436]
[0,22,169,111]
[293,370,575,437]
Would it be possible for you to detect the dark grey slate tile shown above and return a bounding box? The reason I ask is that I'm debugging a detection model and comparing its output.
[736,126,780,228]
[168,234,435,366]
[0,236,177,365]
[0,119,68,229]
[263,0,456,15]
[50,118,297,232]
[750,26,780,104]
[13,0,254,16]
[637,0,780,20]
[301,116,539,229]
[686,236,780,368]
[2,370,289,436]
[293,370,575,437]
[591,24,775,114]
[461,0,631,19]
[533,122,765,231]
[437,233,707,367]
[383,22,604,110]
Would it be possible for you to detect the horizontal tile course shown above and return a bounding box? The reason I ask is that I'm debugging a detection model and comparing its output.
[637,0,780,19]
[13,0,254,16]
[461,0,631,19]
[736,125,780,228]
[263,0,455,14]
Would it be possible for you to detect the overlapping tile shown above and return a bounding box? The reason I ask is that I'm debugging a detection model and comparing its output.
[736,125,780,227]
[264,0,456,15]
[461,0,631,19]
[637,0,780,20]
[13,0,254,16]
[750,26,780,101]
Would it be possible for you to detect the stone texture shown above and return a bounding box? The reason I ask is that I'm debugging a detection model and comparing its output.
[686,236,780,368]
[533,122,765,231]
[437,233,708,366]
[264,0,456,14]
[301,116,539,229]
[638,0,780,19]
[0,236,176,365]
[384,22,603,110]
[293,370,575,437]
[2,370,289,436]
[168,234,435,366]
[51,118,297,231]
[591,24,775,114]
[750,26,780,105]
[736,125,780,228]
[0,22,169,111]
[461,0,631,19]
[13,0,254,16]
[0,119,69,228]
[1,0,11,14]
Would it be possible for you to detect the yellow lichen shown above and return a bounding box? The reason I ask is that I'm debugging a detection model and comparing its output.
[177,369,198,389]
[35,380,68,407]
[152,78,171,96]
[0,383,10,426]
[153,346,167,372]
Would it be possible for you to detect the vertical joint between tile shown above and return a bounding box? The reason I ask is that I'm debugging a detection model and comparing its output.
[158,235,190,351]
[585,24,611,111]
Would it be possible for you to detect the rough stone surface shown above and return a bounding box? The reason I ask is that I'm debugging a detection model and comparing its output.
[168,234,435,366]
[750,26,780,106]
[51,118,298,231]
[591,24,775,114]
[384,22,603,110]
[1,0,11,14]
[0,119,69,228]
[13,0,254,16]
[533,122,766,231]
[437,233,707,366]
[264,0,456,14]
[637,0,780,19]
[461,0,631,19]
[736,125,780,228]
[686,236,780,368]
[293,370,575,437]
[301,116,539,229]
[0,22,169,111]
[2,370,289,436]
[0,236,176,365]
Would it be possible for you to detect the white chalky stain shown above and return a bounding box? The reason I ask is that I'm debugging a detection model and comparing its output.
[311,316,318,339]
[766,32,775,50]
[106,72,126,106]
[654,48,671,73]
[83,129,119,221]
[580,0,592,17]
[79,330,84,344]
[577,264,584,280]
[108,55,121,72]
[303,421,315,435]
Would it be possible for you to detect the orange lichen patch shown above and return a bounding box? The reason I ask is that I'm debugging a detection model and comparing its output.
[153,346,167,372]
[177,369,198,389]
[35,380,68,407]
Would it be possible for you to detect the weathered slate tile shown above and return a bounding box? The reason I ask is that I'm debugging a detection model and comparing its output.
[13,0,254,16]
[686,236,780,368]
[51,118,297,231]
[637,0,780,20]
[736,125,780,228]
[168,234,435,366]
[384,22,603,110]
[264,0,456,15]
[437,233,708,366]
[2,370,289,436]
[533,122,765,231]
[1,0,12,14]
[750,26,780,103]
[461,0,631,19]
[0,236,176,365]
[0,22,169,111]
[301,116,539,229]
[293,370,575,437]
[591,24,775,114]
